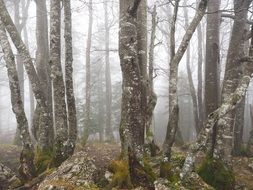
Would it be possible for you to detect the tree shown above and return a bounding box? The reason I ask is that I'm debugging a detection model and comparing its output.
[104,0,114,142]
[163,0,209,160]
[0,18,36,180]
[63,0,77,155]
[204,0,221,155]
[215,0,252,165]
[82,0,93,143]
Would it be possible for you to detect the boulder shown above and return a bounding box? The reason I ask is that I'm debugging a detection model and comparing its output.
[38,151,98,190]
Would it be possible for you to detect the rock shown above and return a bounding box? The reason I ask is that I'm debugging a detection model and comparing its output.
[38,151,98,190]
[0,163,22,189]
[154,178,170,190]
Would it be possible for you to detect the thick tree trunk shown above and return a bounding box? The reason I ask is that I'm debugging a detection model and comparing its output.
[34,0,54,147]
[0,0,52,152]
[104,0,114,142]
[0,19,36,180]
[214,0,251,164]
[83,0,93,144]
[63,0,77,155]
[50,0,69,165]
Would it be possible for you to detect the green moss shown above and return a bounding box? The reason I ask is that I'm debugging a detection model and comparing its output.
[107,160,132,189]
[171,152,186,168]
[160,162,180,184]
[197,157,235,190]
[136,158,157,183]
[34,147,53,174]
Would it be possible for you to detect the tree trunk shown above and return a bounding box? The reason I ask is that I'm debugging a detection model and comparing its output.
[104,0,114,142]
[214,0,251,164]
[34,0,54,147]
[83,0,93,144]
[0,19,36,181]
[197,19,203,133]
[163,0,209,160]
[63,0,77,155]
[50,0,69,165]
[183,0,200,135]
[0,0,52,152]
[204,0,221,156]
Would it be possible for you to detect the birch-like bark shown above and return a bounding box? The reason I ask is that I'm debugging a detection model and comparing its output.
[83,0,93,143]
[0,19,36,180]
[63,0,77,155]
[215,0,252,164]
[0,0,52,151]
[50,0,69,165]
[104,0,114,142]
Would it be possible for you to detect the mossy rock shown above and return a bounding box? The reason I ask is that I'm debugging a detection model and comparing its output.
[39,179,99,190]
[197,157,235,190]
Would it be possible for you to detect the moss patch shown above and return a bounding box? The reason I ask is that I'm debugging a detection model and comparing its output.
[197,157,235,190]
[107,160,132,189]
[160,161,180,184]
[34,147,53,174]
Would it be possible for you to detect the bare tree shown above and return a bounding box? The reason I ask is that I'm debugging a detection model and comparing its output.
[0,19,36,180]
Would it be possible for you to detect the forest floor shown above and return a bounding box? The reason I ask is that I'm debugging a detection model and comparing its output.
[0,142,253,189]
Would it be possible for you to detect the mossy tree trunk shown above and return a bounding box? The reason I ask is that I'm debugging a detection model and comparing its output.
[0,19,36,180]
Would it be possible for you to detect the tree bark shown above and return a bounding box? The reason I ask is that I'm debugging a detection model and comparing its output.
[0,19,36,180]
[214,0,252,164]
[163,0,209,160]
[183,0,200,135]
[0,0,52,152]
[63,0,77,155]
[34,0,54,147]
[50,0,69,165]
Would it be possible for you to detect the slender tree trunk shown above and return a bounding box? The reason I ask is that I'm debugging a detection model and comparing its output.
[98,72,104,142]
[146,5,157,142]
[0,19,36,180]
[63,0,77,155]
[0,0,52,152]
[183,0,200,135]
[83,0,93,144]
[197,21,203,133]
[163,0,208,160]
[50,0,69,165]
[104,0,114,142]
[13,0,24,146]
